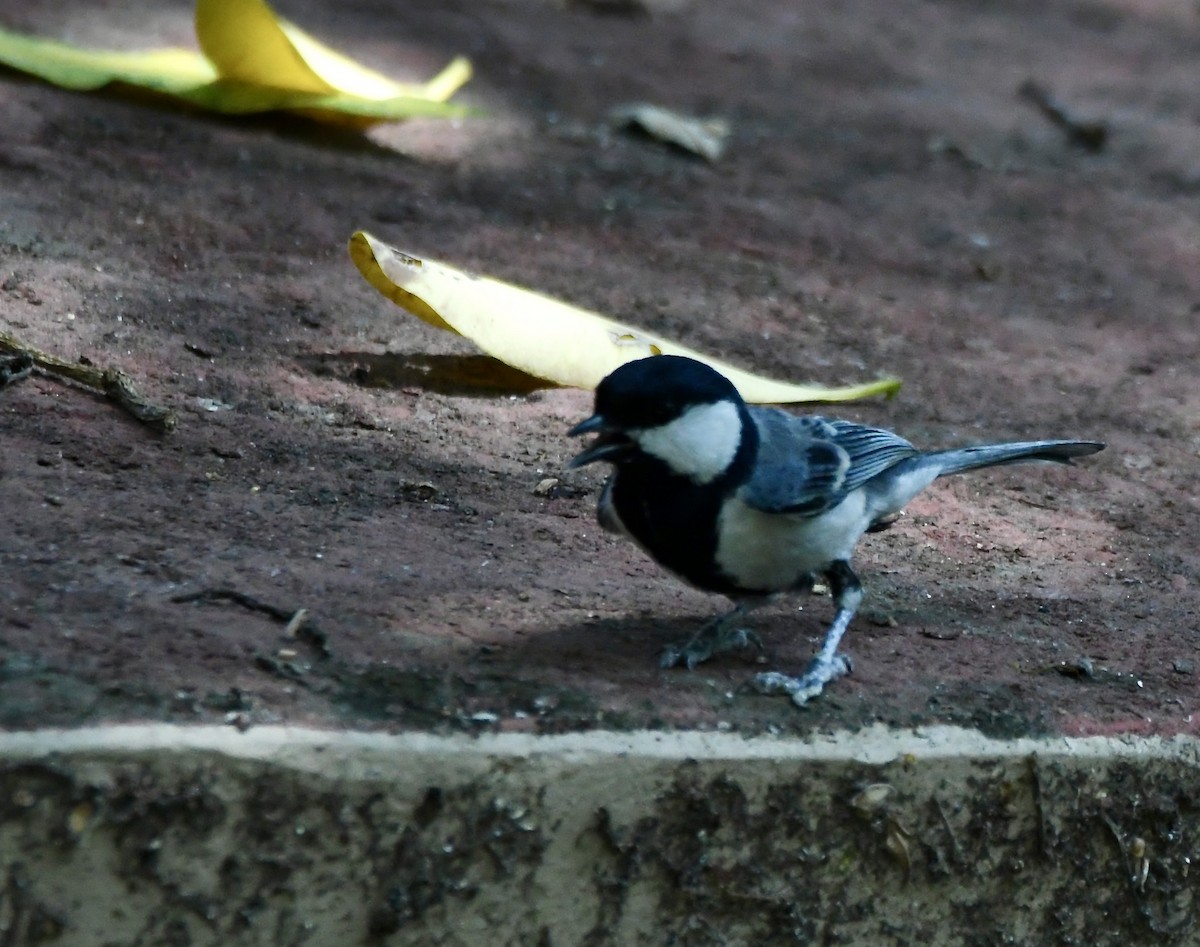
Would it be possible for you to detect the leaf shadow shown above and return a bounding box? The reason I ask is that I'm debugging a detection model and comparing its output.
[299,351,559,396]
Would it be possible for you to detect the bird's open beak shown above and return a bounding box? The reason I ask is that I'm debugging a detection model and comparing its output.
[567,415,633,468]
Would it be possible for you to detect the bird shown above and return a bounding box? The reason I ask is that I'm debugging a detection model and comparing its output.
[566,354,1104,707]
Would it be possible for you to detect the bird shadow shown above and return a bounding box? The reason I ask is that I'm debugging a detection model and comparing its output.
[501,611,815,682]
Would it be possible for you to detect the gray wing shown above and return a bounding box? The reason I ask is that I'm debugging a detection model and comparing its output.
[739,410,920,515]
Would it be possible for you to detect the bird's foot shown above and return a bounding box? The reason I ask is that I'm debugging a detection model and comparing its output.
[753,653,852,707]
[661,624,763,670]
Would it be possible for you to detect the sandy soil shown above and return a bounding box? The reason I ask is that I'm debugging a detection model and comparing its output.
[1,0,1198,739]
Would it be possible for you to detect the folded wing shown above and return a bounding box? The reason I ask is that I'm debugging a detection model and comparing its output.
[739,410,919,515]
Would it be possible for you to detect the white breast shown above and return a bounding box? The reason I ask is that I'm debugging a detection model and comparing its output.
[713,491,872,591]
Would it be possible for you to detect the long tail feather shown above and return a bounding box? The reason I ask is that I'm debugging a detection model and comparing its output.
[923,439,1105,477]
[866,439,1104,517]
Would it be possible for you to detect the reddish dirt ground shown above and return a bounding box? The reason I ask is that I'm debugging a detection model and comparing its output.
[1,0,1198,738]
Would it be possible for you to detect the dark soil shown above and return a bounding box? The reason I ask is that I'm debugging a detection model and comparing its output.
[2,0,1198,738]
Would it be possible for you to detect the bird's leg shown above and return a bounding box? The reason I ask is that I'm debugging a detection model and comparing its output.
[660,600,765,670]
[754,560,861,706]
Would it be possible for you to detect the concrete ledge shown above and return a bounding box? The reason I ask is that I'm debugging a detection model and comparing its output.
[1,725,1197,945]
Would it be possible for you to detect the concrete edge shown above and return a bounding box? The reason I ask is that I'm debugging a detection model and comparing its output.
[3,724,1199,945]
[1,722,1198,767]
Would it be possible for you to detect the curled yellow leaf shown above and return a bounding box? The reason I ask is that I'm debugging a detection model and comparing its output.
[349,231,901,404]
[0,0,471,122]
[195,0,471,104]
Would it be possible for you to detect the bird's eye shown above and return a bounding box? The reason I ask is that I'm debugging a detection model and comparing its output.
[657,399,680,420]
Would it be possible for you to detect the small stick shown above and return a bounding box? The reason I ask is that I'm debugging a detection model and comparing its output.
[172,588,331,657]
[0,329,177,432]
[1018,80,1108,152]
[283,608,310,639]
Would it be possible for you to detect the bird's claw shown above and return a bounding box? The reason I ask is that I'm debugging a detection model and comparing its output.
[659,645,692,670]
[753,653,852,706]
[660,626,762,670]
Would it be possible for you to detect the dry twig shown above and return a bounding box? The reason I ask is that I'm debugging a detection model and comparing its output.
[171,587,331,658]
[1018,80,1108,152]
[0,329,177,431]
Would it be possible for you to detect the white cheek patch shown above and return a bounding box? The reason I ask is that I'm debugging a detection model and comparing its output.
[634,400,743,484]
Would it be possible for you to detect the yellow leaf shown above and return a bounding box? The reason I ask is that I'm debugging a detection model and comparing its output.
[0,30,217,94]
[196,0,473,102]
[0,0,471,122]
[197,0,330,93]
[348,231,901,404]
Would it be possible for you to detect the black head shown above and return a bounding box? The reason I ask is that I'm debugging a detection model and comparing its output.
[567,356,745,469]
[588,355,741,429]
